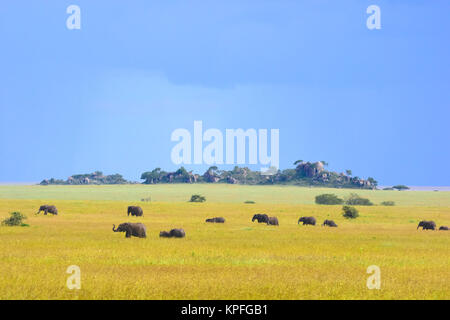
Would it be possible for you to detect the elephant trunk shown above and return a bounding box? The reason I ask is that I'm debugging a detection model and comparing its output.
[112,224,117,232]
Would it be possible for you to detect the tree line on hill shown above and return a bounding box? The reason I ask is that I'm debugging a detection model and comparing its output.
[39,161,392,189]
[140,161,378,189]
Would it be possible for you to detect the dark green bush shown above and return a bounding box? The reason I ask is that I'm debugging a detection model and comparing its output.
[345,193,373,206]
[2,212,28,226]
[244,200,255,204]
[342,206,359,219]
[392,185,409,191]
[315,194,344,205]
[380,201,395,206]
[189,194,206,203]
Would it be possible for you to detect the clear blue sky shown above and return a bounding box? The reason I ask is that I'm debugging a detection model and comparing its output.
[0,1,449,185]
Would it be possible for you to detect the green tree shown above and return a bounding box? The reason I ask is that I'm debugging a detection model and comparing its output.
[342,206,359,219]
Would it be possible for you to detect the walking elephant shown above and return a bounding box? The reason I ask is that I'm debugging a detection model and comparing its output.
[298,216,316,226]
[267,217,279,226]
[417,221,436,230]
[160,229,186,238]
[322,219,338,227]
[127,206,143,217]
[206,217,225,223]
[36,205,58,215]
[252,214,269,223]
[112,223,147,238]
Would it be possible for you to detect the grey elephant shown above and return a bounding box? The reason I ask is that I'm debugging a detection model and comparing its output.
[298,216,316,226]
[267,217,279,226]
[160,228,186,238]
[113,223,147,238]
[322,219,338,227]
[36,205,58,215]
[206,217,225,223]
[127,206,143,217]
[417,221,436,230]
[439,226,449,230]
[252,214,269,223]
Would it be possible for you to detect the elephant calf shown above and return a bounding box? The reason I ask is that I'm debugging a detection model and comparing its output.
[439,226,449,231]
[252,214,269,223]
[160,228,186,238]
[298,216,316,226]
[322,219,338,227]
[127,206,143,217]
[206,217,225,223]
[267,217,279,226]
[417,220,436,230]
[113,223,147,238]
[36,205,58,215]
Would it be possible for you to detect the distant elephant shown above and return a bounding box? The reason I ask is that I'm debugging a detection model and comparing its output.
[113,223,147,238]
[439,226,449,231]
[417,220,436,230]
[36,205,58,215]
[298,216,316,226]
[267,217,279,226]
[322,219,338,227]
[127,206,143,217]
[206,217,225,223]
[252,214,269,223]
[160,229,186,238]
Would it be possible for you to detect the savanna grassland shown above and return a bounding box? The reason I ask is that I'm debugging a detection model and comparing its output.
[0,184,449,300]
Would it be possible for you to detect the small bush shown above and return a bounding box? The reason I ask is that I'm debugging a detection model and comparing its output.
[345,193,373,206]
[392,185,409,191]
[244,200,255,204]
[342,206,359,219]
[141,196,151,202]
[2,212,28,226]
[189,194,206,203]
[315,194,344,205]
[380,201,395,206]
[382,187,394,191]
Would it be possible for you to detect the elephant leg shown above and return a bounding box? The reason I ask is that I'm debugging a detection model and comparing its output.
[44,209,48,215]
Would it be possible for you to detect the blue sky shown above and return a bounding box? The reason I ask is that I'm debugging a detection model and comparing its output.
[0,1,449,185]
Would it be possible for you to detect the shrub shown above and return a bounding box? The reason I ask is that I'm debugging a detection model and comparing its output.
[2,212,28,226]
[189,194,206,203]
[380,201,395,206]
[345,193,373,206]
[342,206,359,219]
[244,200,255,204]
[315,194,344,205]
[382,187,394,190]
[392,185,409,191]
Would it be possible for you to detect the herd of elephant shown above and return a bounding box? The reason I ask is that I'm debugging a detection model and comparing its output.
[35,204,449,239]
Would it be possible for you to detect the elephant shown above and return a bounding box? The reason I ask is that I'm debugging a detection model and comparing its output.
[36,205,58,215]
[439,226,449,231]
[206,217,225,223]
[298,216,316,226]
[112,223,147,238]
[127,206,143,217]
[252,214,269,223]
[417,221,436,230]
[322,219,338,227]
[267,217,279,226]
[159,229,186,238]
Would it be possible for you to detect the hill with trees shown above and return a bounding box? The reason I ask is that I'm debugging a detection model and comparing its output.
[140,161,378,189]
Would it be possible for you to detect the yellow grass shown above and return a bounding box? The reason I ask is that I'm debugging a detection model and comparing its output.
[0,192,449,299]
